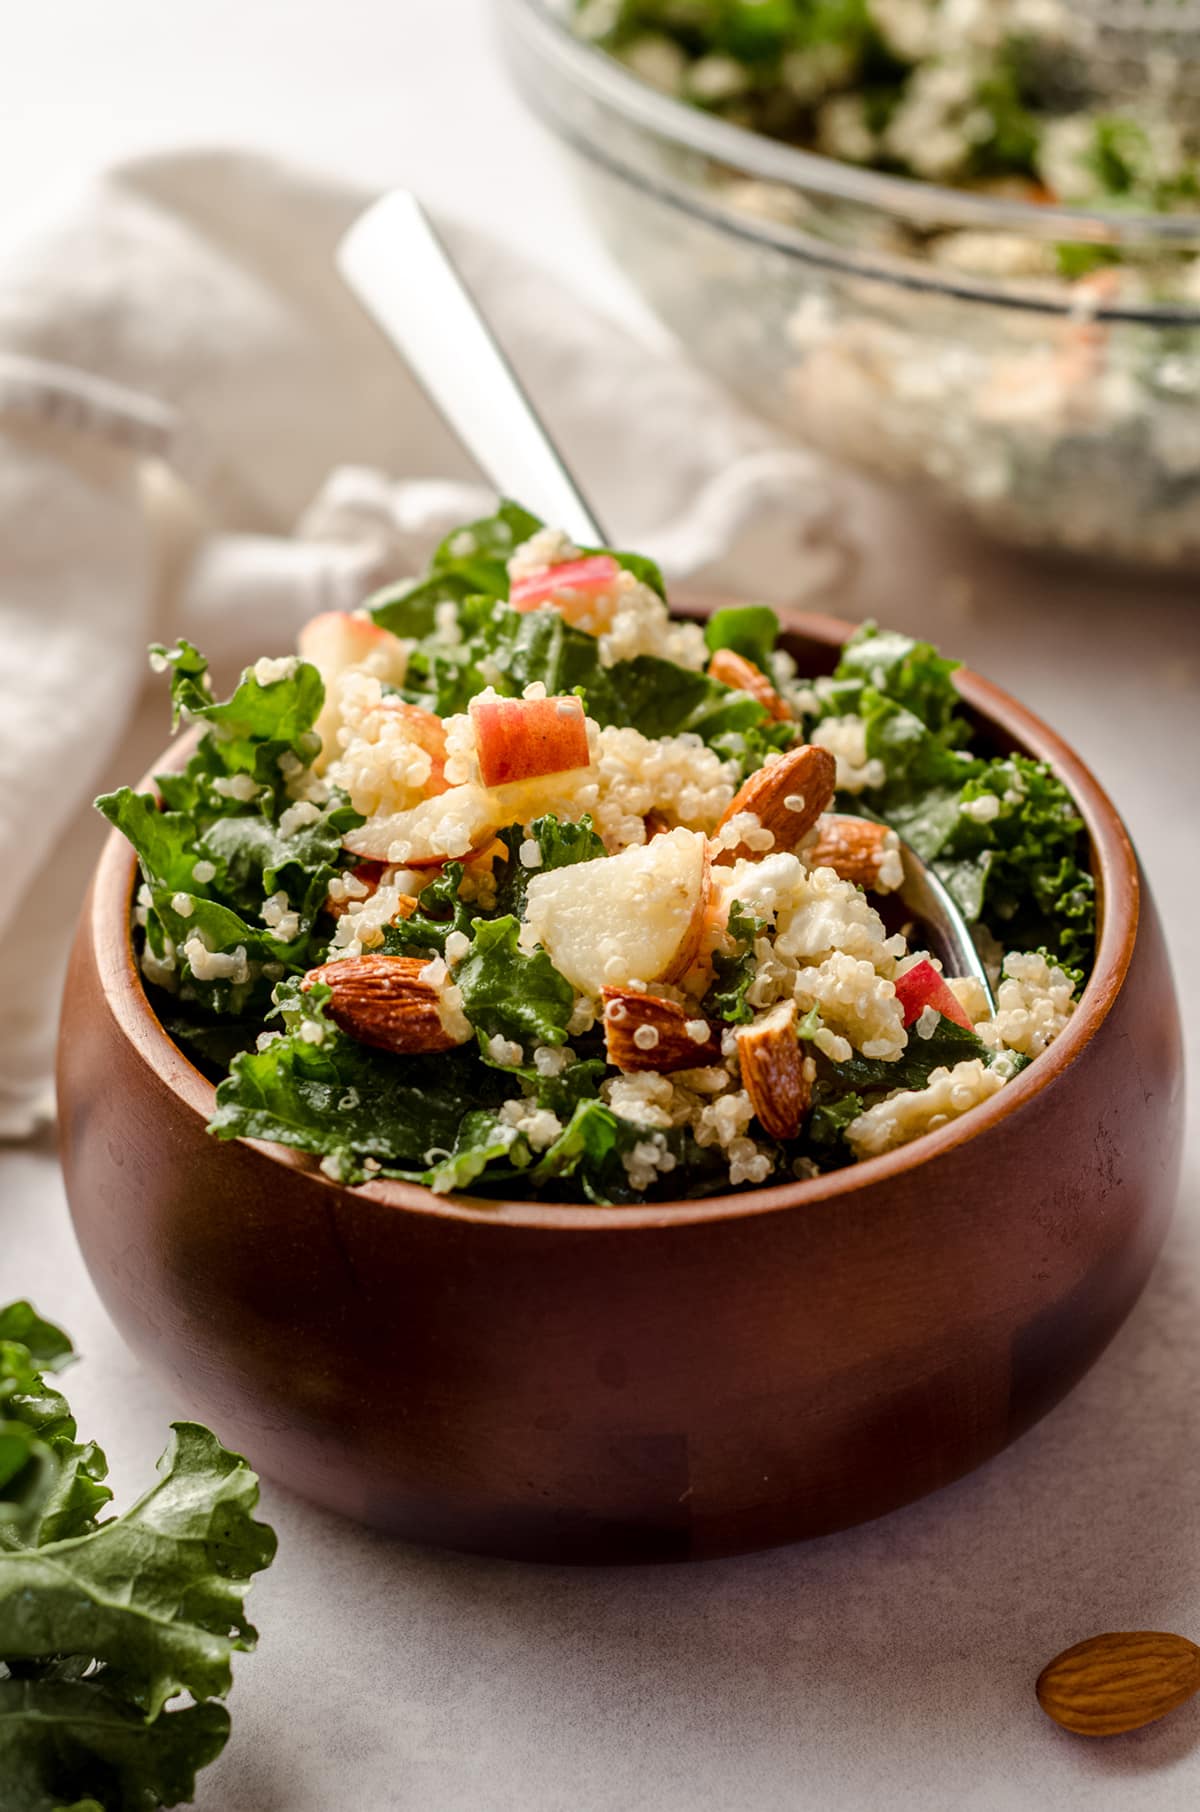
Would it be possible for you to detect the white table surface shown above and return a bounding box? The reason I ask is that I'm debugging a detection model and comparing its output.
[5,4,1200,1809]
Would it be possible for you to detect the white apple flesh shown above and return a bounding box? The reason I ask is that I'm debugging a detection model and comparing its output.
[522,826,711,995]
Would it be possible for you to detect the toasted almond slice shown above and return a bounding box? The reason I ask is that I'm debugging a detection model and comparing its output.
[302,955,468,1054]
[708,648,792,724]
[713,744,837,865]
[602,988,722,1073]
[736,1000,810,1140]
[805,815,901,892]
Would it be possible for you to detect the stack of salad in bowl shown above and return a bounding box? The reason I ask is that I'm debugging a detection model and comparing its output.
[501,0,1200,566]
[100,504,1094,1207]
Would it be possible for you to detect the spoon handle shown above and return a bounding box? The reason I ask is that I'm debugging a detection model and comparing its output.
[338,190,608,548]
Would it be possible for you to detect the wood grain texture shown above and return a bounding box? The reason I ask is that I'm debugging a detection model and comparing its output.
[56,611,1186,1563]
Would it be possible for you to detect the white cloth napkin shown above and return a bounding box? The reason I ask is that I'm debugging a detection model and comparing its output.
[0,148,851,1138]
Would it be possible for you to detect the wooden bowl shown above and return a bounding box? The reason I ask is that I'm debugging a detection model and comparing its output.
[57,612,1185,1563]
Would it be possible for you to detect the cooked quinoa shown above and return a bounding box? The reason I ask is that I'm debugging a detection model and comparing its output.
[576,1,1200,248]
[100,501,1096,1205]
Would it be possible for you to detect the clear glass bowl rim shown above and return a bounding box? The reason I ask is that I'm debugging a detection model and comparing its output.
[502,0,1200,324]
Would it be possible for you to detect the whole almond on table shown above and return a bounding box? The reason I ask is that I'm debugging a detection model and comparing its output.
[302,955,468,1055]
[1036,1631,1200,1736]
[602,988,721,1073]
[736,999,811,1140]
[713,743,837,865]
[707,648,792,724]
[805,815,900,891]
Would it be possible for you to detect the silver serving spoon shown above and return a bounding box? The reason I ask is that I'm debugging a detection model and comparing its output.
[336,191,994,1011]
[895,840,995,1010]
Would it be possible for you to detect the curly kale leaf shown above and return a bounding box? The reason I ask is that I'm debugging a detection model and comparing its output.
[454,917,576,1053]
[0,1306,275,1811]
[702,902,764,1026]
[808,625,1096,974]
[491,815,608,921]
[210,981,510,1179]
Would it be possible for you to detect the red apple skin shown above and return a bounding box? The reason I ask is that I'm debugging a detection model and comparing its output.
[509,555,620,612]
[894,959,975,1031]
[470,696,591,789]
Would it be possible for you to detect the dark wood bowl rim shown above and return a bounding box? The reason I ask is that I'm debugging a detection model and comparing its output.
[85,608,1138,1232]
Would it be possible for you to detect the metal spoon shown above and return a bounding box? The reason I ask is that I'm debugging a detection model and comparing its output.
[336,190,995,1010]
[338,190,606,547]
[894,840,995,1009]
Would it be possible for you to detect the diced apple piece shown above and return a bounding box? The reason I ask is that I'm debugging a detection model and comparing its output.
[509,554,621,616]
[298,611,410,767]
[470,695,590,789]
[298,610,409,684]
[379,699,450,796]
[344,784,500,868]
[894,958,974,1031]
[523,827,710,995]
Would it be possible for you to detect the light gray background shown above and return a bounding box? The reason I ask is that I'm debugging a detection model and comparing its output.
[5,4,1200,1808]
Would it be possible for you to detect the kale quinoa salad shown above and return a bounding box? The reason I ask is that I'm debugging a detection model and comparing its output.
[574,0,1200,245]
[100,503,1095,1206]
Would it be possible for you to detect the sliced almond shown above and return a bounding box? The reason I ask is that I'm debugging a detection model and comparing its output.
[302,955,468,1054]
[602,988,721,1073]
[708,648,792,724]
[805,815,901,892]
[713,744,837,865]
[736,999,810,1140]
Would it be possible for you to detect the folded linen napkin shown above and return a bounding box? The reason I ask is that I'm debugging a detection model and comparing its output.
[0,148,851,1137]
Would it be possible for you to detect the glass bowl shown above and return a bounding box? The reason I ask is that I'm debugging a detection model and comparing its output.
[499,0,1200,570]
